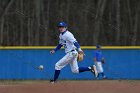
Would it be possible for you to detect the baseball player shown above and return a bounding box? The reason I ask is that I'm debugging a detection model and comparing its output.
[50,22,98,84]
[93,45,107,79]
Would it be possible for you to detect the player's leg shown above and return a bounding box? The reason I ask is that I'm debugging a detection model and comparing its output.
[69,51,97,75]
[100,68,107,79]
[70,62,91,73]
[95,62,101,78]
[96,62,106,79]
[70,58,98,77]
[70,59,91,73]
[50,53,72,83]
[69,51,79,73]
[90,65,98,77]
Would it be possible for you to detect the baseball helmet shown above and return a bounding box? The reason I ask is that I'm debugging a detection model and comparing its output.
[96,45,101,48]
[57,22,67,27]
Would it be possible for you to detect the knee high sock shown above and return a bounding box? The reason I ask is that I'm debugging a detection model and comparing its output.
[79,67,90,73]
[101,72,105,77]
[53,70,60,81]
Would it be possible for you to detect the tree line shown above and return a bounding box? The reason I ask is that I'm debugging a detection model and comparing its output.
[0,0,140,46]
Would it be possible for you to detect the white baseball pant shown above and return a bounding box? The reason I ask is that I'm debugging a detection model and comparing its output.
[95,62,104,73]
[55,50,79,73]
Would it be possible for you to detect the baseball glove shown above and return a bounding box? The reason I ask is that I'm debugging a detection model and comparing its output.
[77,53,84,62]
[101,59,105,64]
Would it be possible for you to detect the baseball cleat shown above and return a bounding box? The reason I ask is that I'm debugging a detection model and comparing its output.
[103,76,108,79]
[90,65,98,77]
[50,80,56,84]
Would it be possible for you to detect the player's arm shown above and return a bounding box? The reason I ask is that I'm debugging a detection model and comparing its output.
[93,57,97,64]
[66,33,83,53]
[73,41,83,54]
[54,44,63,52]
[93,53,97,64]
[50,44,63,54]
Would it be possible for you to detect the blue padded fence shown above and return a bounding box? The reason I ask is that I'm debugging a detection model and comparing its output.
[0,49,140,79]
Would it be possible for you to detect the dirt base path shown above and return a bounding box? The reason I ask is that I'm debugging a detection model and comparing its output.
[0,80,140,93]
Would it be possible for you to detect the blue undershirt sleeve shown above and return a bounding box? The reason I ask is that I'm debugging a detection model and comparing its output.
[54,44,63,52]
[74,41,80,49]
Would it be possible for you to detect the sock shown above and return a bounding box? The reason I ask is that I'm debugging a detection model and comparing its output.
[53,70,60,81]
[101,72,105,77]
[97,73,100,78]
[79,67,90,73]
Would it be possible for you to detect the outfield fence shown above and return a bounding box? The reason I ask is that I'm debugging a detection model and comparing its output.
[0,46,140,80]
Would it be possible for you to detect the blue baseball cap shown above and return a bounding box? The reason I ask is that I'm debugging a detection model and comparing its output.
[96,45,101,48]
[57,22,67,27]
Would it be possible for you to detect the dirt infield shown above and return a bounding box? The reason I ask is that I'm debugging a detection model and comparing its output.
[0,80,140,93]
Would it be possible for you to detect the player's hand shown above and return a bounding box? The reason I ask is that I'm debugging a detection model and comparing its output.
[78,50,84,55]
[78,50,84,62]
[50,50,55,54]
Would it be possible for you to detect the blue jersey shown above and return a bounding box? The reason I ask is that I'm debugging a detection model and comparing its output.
[93,50,103,62]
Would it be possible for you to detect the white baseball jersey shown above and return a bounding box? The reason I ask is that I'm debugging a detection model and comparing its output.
[55,30,79,73]
[59,30,77,53]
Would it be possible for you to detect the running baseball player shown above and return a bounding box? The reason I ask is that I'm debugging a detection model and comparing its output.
[93,45,107,79]
[50,22,98,84]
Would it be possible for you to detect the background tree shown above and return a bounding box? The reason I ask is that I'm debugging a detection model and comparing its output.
[0,0,139,46]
